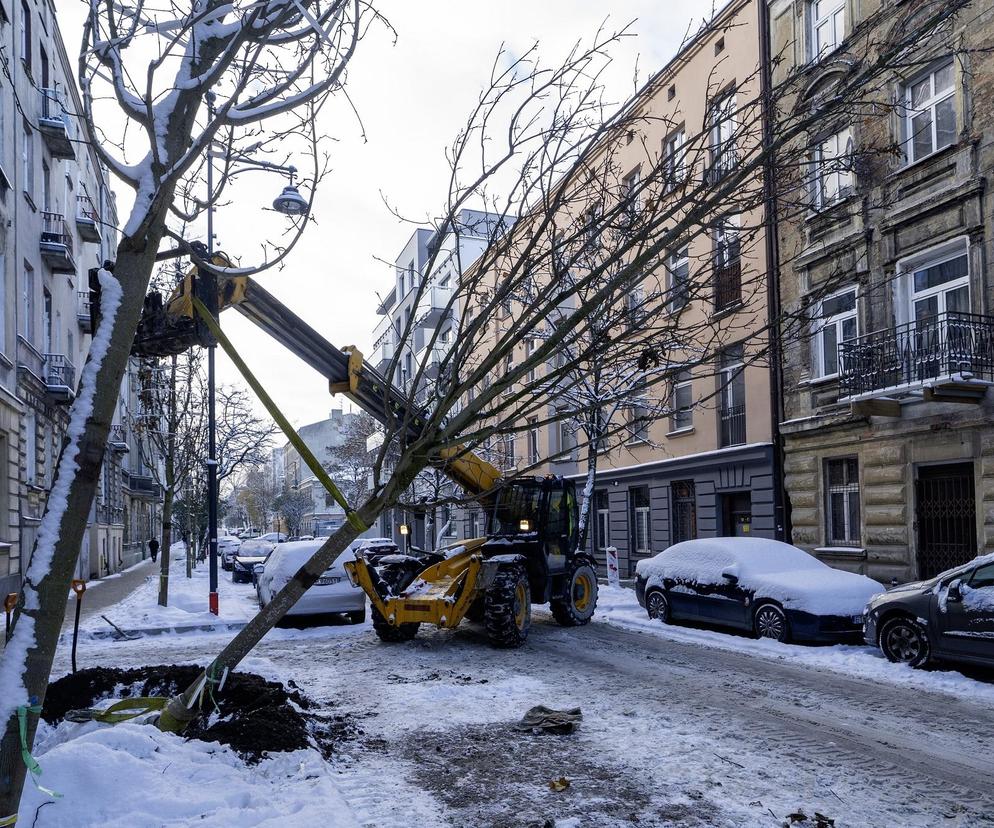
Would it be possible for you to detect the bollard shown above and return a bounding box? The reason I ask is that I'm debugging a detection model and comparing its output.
[605,546,620,588]
[70,579,87,673]
[4,592,17,643]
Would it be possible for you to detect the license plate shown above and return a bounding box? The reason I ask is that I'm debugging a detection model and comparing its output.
[316,576,341,586]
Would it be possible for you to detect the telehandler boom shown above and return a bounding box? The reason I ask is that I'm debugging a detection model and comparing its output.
[124,253,598,646]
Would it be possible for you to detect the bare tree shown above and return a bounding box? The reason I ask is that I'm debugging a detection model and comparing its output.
[0,0,378,809]
[214,385,279,488]
[274,487,313,537]
[325,411,379,507]
[236,468,278,535]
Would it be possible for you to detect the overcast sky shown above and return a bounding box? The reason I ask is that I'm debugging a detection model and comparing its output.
[60,0,717,427]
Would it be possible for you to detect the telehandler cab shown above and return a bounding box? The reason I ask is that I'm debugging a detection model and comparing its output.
[124,251,598,647]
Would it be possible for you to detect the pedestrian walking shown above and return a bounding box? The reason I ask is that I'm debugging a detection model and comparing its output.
[148,537,160,563]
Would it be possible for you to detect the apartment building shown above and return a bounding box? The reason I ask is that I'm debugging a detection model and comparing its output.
[769,0,994,581]
[0,0,160,593]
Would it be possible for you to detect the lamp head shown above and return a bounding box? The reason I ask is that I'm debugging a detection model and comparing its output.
[272,184,308,216]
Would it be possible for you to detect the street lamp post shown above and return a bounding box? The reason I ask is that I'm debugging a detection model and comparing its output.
[203,111,307,615]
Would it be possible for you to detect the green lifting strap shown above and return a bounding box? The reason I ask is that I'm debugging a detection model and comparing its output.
[190,295,368,533]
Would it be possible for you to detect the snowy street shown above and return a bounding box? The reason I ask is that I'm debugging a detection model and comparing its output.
[31,564,994,828]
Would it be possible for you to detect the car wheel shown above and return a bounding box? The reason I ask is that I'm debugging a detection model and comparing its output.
[348,609,366,625]
[754,603,789,643]
[879,615,930,667]
[645,589,669,623]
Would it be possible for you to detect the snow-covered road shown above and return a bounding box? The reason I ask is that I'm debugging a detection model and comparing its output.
[36,577,994,828]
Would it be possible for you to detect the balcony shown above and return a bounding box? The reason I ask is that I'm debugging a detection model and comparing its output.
[77,290,93,334]
[413,285,454,328]
[39,88,76,160]
[415,344,449,380]
[704,149,738,185]
[75,194,101,243]
[373,338,395,372]
[127,472,162,500]
[108,424,130,453]
[839,312,994,404]
[719,403,746,448]
[43,353,76,403]
[40,212,76,273]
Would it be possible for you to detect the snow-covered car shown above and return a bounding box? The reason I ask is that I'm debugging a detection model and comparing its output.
[863,553,994,669]
[219,537,242,571]
[256,539,366,623]
[352,537,400,564]
[635,537,883,643]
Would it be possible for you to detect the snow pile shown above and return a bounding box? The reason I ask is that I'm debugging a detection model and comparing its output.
[0,270,123,740]
[20,721,357,828]
[635,537,883,616]
[83,543,258,634]
[595,585,994,704]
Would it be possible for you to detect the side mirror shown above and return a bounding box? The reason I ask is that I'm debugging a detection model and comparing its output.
[253,564,265,575]
[721,571,739,586]
[947,578,963,603]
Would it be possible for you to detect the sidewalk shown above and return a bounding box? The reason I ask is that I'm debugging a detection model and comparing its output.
[62,557,158,632]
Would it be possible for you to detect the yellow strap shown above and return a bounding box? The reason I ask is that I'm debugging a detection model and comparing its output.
[190,295,367,533]
[90,696,169,724]
[0,813,18,826]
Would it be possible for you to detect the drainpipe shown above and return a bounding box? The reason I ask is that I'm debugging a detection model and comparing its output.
[758,0,790,542]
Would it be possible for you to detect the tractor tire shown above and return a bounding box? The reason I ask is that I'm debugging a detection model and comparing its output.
[371,606,419,643]
[483,565,531,648]
[550,561,598,626]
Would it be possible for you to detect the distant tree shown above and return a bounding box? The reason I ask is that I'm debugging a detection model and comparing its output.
[325,412,380,507]
[274,488,313,538]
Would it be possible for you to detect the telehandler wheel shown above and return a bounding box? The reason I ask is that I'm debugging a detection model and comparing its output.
[551,561,598,626]
[484,565,531,648]
[371,606,419,642]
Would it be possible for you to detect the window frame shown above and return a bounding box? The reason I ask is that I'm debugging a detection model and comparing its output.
[670,369,693,432]
[903,59,956,165]
[708,89,737,176]
[712,214,741,312]
[823,456,861,547]
[811,127,855,210]
[594,490,610,552]
[662,128,686,191]
[810,0,845,60]
[667,245,689,312]
[811,285,859,379]
[628,486,651,558]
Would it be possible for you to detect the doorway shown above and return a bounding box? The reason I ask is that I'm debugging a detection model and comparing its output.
[721,491,752,537]
[915,462,976,579]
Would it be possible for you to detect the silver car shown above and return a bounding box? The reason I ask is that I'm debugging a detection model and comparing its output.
[256,539,366,623]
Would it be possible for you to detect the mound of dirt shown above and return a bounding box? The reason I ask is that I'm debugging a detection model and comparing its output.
[43,665,313,763]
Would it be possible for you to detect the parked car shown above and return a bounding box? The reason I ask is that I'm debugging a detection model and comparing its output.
[864,553,994,669]
[238,532,286,557]
[219,537,242,571]
[353,537,401,564]
[256,539,366,623]
[635,537,884,643]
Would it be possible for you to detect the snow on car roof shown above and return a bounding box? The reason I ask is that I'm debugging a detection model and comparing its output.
[265,540,353,581]
[635,537,883,616]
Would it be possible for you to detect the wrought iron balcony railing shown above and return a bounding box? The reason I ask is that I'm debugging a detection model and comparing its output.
[43,354,75,403]
[839,311,994,399]
[713,260,742,312]
[719,403,746,447]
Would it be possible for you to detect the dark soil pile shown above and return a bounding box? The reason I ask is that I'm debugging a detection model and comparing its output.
[43,665,313,763]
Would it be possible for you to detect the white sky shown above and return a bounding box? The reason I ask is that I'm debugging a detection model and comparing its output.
[58,0,716,428]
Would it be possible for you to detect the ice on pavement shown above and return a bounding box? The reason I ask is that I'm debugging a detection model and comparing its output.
[635,537,884,616]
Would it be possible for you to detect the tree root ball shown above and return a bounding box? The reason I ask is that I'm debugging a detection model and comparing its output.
[43,665,314,763]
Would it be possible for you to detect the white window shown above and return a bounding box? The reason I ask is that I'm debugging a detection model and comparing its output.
[908,245,969,325]
[630,487,651,556]
[904,61,955,164]
[22,121,33,198]
[662,129,686,189]
[709,91,737,175]
[557,416,572,457]
[812,287,858,378]
[627,399,649,444]
[21,262,34,340]
[594,491,610,551]
[622,167,640,218]
[670,369,693,431]
[812,127,854,209]
[525,337,537,382]
[810,0,844,59]
[667,246,689,311]
[25,409,36,483]
[824,457,860,546]
[527,418,539,465]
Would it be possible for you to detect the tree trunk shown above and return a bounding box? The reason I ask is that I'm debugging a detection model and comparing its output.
[158,356,178,607]
[576,412,602,554]
[0,230,166,819]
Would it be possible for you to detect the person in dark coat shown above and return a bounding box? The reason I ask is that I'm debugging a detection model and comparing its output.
[148,537,160,563]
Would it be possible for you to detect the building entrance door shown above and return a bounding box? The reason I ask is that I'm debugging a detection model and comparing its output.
[915,463,976,580]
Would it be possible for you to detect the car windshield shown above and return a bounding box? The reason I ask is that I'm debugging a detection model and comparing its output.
[489,482,543,535]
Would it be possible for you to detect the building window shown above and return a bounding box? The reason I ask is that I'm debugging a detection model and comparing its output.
[671,480,697,544]
[908,244,969,324]
[501,432,515,470]
[904,60,955,164]
[19,0,30,72]
[812,127,854,209]
[667,245,689,311]
[713,215,741,312]
[0,253,6,352]
[594,490,610,551]
[662,129,686,190]
[629,486,651,558]
[622,167,641,223]
[25,410,36,483]
[627,399,649,444]
[824,457,860,546]
[670,369,693,432]
[810,0,844,59]
[812,287,857,378]
[709,90,737,178]
[557,416,572,458]
[527,418,539,465]
[718,345,746,447]
[21,261,34,340]
[525,338,537,382]
[22,120,33,199]
[625,286,646,330]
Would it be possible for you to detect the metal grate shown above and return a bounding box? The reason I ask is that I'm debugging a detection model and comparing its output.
[719,403,746,447]
[915,463,977,580]
[671,480,697,544]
